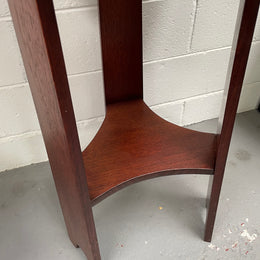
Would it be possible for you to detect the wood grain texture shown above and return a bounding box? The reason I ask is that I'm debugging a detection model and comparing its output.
[205,0,260,242]
[98,0,143,104]
[83,100,217,204]
[7,0,101,259]
[9,0,259,257]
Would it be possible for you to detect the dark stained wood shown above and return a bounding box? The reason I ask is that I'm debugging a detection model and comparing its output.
[205,0,260,242]
[98,0,143,104]
[92,168,213,206]
[83,100,217,203]
[7,0,101,259]
[8,0,259,257]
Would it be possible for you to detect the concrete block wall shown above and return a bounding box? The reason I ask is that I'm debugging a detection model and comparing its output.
[0,0,260,172]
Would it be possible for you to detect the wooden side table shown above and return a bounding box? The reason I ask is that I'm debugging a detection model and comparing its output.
[8,0,259,259]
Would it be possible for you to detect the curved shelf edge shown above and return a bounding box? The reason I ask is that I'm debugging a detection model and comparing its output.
[91,168,214,206]
[83,99,217,203]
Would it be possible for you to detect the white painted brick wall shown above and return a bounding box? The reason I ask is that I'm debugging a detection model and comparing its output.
[0,0,260,172]
[143,0,194,61]
[191,0,240,51]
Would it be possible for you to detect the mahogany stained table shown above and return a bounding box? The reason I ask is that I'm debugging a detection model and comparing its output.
[8,0,260,259]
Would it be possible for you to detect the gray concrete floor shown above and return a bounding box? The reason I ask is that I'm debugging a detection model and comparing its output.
[0,110,259,260]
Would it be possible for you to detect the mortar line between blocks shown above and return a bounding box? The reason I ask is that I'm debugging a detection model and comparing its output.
[68,69,102,78]
[180,102,186,126]
[142,0,164,3]
[0,69,102,90]
[0,0,160,20]
[0,130,42,143]
[55,4,98,14]
[1,0,156,20]
[76,116,105,126]
[144,46,232,65]
[0,15,12,22]
[2,73,260,93]
[0,4,98,22]
[188,0,199,52]
[0,116,104,142]
[149,89,224,108]
[0,82,29,90]
[145,39,260,66]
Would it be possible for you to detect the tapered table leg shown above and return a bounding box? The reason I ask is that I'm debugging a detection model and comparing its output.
[7,0,101,259]
[205,0,260,242]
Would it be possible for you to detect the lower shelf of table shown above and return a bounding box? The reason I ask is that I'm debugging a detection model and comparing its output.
[82,99,217,205]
